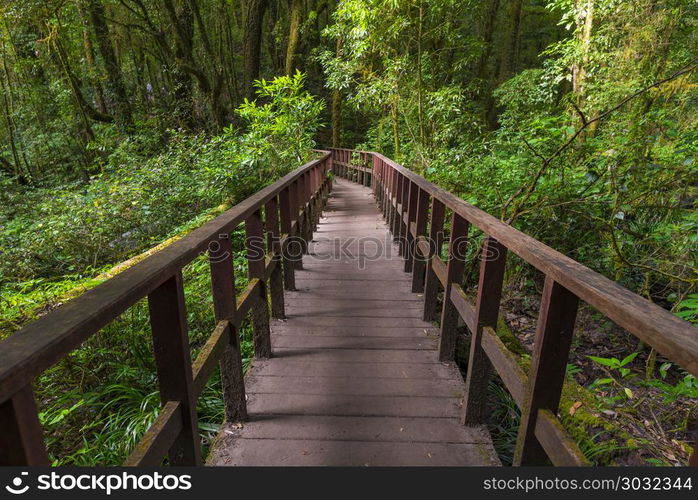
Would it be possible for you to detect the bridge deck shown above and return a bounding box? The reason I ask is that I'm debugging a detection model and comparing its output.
[208,178,500,466]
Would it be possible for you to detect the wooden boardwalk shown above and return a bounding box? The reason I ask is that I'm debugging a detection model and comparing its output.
[208,178,500,466]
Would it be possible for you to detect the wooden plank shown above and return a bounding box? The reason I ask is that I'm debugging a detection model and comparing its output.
[192,320,232,397]
[462,237,508,425]
[270,325,437,338]
[423,199,446,322]
[431,256,447,286]
[209,235,247,421]
[271,335,436,350]
[438,214,469,361]
[247,393,462,419]
[404,181,419,273]
[481,326,527,407]
[246,210,272,358]
[272,348,440,364]
[514,276,579,465]
[210,438,499,466]
[534,409,590,466]
[148,272,201,465]
[265,196,285,319]
[411,189,430,293]
[449,284,476,333]
[0,385,49,465]
[123,401,183,467]
[216,415,491,444]
[245,375,462,398]
[249,359,459,380]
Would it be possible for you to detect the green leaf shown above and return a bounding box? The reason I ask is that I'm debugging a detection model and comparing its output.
[619,352,639,367]
[587,355,618,368]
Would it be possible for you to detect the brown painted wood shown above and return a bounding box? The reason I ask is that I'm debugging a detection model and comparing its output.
[278,186,296,291]
[514,277,579,465]
[481,326,527,408]
[246,210,272,359]
[423,198,446,322]
[209,235,247,422]
[438,213,469,361]
[462,237,507,425]
[404,181,419,273]
[411,189,430,293]
[534,409,590,466]
[265,196,285,319]
[450,284,476,334]
[123,401,183,466]
[0,385,49,465]
[148,272,202,465]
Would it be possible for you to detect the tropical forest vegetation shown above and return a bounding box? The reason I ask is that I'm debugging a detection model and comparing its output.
[0,0,696,466]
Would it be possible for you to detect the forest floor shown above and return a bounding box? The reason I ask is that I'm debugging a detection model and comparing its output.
[498,292,697,466]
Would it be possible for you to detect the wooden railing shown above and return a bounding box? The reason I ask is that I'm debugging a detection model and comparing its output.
[0,153,332,466]
[330,147,698,467]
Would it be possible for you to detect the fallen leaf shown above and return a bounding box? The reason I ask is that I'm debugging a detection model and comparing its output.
[569,401,583,416]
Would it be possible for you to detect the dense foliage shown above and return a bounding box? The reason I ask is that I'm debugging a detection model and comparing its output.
[0,0,696,466]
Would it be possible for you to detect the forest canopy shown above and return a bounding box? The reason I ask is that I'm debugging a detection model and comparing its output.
[0,0,696,466]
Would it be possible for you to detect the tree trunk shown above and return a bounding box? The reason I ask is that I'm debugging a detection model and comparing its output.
[77,2,108,115]
[285,0,302,75]
[85,0,133,128]
[498,0,524,80]
[242,0,268,100]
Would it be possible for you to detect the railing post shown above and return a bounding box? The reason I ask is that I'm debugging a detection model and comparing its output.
[265,196,285,319]
[383,163,393,221]
[279,186,296,291]
[398,176,410,256]
[148,272,202,465]
[392,174,404,245]
[209,235,247,422]
[423,198,445,321]
[0,385,49,465]
[404,181,419,273]
[411,188,430,293]
[438,213,469,361]
[293,179,306,266]
[462,236,508,425]
[513,276,579,465]
[246,209,272,358]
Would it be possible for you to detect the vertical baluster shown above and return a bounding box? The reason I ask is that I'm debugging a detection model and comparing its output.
[372,155,379,198]
[423,198,445,322]
[279,186,296,291]
[438,214,469,361]
[209,235,247,422]
[513,276,579,465]
[411,188,430,293]
[404,181,419,273]
[0,385,49,465]
[303,171,313,244]
[383,163,392,221]
[290,179,303,270]
[399,176,410,256]
[393,174,405,245]
[462,236,508,424]
[246,209,272,358]
[265,196,285,319]
[148,272,201,465]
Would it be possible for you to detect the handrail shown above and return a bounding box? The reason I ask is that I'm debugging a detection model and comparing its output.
[0,152,332,465]
[330,147,698,467]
